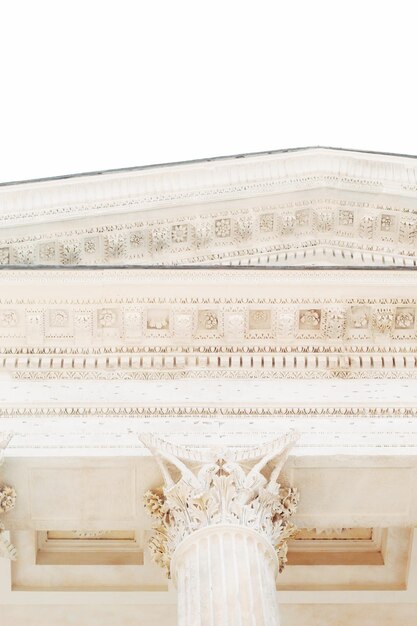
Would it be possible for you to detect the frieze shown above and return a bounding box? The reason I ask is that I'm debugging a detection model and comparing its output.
[1,300,417,342]
[0,300,417,362]
[0,268,416,377]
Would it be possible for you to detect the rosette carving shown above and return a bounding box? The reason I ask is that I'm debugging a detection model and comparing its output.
[142,432,299,576]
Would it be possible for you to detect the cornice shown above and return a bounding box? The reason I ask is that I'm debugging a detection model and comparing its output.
[1,268,417,378]
[1,195,417,267]
[2,148,417,227]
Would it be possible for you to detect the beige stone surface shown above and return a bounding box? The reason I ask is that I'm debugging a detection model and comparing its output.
[1,148,417,624]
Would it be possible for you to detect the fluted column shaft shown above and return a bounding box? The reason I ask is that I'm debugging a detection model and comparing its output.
[141,433,299,626]
[172,526,279,626]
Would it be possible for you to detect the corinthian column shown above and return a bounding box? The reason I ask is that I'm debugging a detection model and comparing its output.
[141,432,299,626]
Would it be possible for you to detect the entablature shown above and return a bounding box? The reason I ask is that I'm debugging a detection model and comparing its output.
[0,268,417,379]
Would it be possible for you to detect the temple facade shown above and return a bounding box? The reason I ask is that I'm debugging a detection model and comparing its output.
[0,147,416,625]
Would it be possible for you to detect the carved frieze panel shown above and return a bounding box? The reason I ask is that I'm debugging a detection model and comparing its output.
[1,308,417,378]
[0,268,416,377]
[1,300,417,347]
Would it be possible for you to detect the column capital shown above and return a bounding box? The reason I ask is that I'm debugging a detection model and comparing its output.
[0,433,17,561]
[141,432,299,577]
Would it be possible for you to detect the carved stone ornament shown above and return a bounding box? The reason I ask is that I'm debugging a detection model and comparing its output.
[142,432,299,577]
[0,434,17,560]
[0,484,16,514]
[74,530,110,538]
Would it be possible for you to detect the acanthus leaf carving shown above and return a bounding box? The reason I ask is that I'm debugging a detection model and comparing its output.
[142,432,299,576]
[0,434,16,561]
[0,484,16,513]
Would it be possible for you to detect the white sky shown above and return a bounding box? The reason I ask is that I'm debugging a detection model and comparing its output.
[1,1,416,183]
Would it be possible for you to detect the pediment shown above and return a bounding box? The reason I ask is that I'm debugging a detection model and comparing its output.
[1,147,417,267]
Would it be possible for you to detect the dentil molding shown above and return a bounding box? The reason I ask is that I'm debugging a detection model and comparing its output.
[1,268,417,378]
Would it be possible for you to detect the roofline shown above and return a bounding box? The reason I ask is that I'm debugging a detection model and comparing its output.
[2,145,417,189]
[0,264,416,272]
